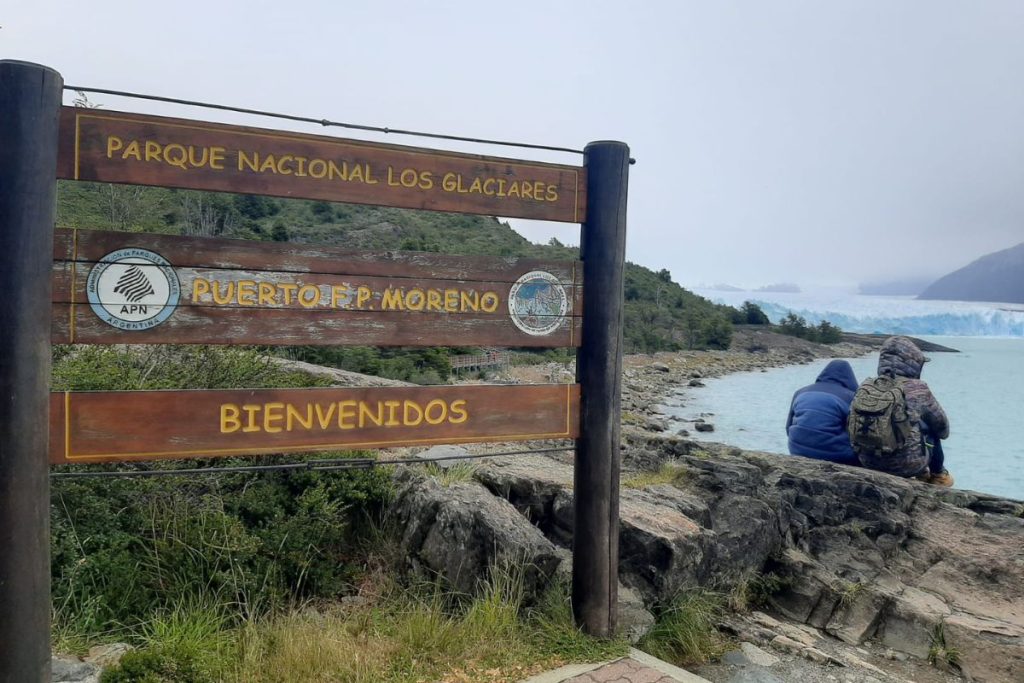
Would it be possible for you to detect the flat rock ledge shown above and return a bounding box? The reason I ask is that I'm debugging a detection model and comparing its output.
[394,436,1024,682]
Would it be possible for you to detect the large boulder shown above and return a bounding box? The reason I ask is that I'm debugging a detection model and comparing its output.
[391,469,560,599]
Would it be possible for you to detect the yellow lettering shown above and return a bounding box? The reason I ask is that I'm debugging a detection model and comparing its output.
[328,160,347,181]
[263,402,284,433]
[496,179,507,197]
[106,136,123,159]
[365,164,379,184]
[348,164,364,183]
[444,289,459,312]
[481,292,499,312]
[276,155,294,175]
[506,181,521,198]
[144,140,162,162]
[460,291,479,312]
[279,283,298,305]
[122,140,142,161]
[237,280,257,306]
[286,404,313,431]
[356,286,372,309]
[331,285,350,308]
[211,281,235,306]
[456,174,469,194]
[220,404,241,433]
[403,400,423,426]
[294,156,308,177]
[192,277,210,303]
[442,172,458,192]
[468,177,483,194]
[210,147,226,170]
[187,145,210,168]
[259,155,278,174]
[359,401,384,428]
[242,404,261,433]
[298,284,320,308]
[314,403,336,429]
[384,400,401,426]
[238,150,259,172]
[337,400,357,429]
[426,290,443,311]
[424,399,447,425]
[309,159,328,179]
[533,181,546,201]
[449,399,469,424]
[405,288,425,311]
[381,288,404,310]
[163,144,187,170]
[418,170,434,190]
[258,282,276,306]
[482,178,496,196]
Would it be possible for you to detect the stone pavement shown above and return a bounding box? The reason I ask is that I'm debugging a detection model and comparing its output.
[523,648,709,683]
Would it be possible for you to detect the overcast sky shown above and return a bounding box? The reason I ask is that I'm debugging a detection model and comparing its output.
[6,1,1024,289]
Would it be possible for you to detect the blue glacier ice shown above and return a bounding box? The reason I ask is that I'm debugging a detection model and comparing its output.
[696,288,1024,337]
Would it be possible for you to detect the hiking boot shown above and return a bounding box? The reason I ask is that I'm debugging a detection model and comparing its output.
[927,469,955,487]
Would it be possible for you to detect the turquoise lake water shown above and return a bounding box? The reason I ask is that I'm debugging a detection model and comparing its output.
[661,336,1024,501]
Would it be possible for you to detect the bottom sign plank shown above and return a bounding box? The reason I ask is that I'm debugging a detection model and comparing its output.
[49,384,580,464]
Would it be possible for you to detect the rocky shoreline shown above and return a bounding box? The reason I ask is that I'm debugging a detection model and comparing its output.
[395,331,1024,683]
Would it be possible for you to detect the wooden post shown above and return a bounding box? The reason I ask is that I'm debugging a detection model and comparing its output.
[0,60,62,682]
[573,141,630,637]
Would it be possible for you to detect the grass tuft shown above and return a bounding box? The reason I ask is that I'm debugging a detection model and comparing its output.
[622,463,690,489]
[424,461,479,486]
[639,589,727,666]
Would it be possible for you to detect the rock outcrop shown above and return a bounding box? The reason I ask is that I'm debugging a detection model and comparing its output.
[397,435,1024,682]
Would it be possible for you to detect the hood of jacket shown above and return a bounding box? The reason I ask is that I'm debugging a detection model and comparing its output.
[815,359,858,392]
[877,335,926,379]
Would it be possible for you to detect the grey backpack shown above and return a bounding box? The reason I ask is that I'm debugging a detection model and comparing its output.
[847,374,913,457]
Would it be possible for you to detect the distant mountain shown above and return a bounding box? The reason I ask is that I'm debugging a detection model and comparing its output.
[756,282,801,293]
[858,277,935,296]
[918,242,1024,304]
[707,283,745,292]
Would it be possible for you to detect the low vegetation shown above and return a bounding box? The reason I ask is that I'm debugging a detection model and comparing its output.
[639,590,728,667]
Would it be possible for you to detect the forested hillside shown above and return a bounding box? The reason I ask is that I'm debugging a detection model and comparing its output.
[56,182,737,355]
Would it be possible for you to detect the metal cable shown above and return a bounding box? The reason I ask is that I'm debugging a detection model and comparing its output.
[49,446,572,479]
[63,86,585,156]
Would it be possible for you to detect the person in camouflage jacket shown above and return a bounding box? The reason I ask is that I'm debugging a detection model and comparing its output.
[858,336,953,485]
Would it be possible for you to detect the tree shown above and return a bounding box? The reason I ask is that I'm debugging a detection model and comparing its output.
[816,320,842,344]
[741,301,770,325]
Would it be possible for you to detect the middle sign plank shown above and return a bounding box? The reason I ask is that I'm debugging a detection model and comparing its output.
[52,229,582,347]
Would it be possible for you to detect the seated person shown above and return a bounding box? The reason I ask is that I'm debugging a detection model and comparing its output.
[856,336,953,486]
[786,359,860,466]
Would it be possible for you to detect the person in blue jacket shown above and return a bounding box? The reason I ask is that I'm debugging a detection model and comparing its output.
[786,359,860,466]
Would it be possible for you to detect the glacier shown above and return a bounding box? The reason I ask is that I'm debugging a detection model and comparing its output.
[695,288,1024,337]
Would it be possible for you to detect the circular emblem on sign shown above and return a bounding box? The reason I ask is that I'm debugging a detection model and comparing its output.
[508,270,569,336]
[86,248,180,331]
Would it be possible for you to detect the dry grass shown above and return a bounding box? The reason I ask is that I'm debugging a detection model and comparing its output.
[622,463,690,489]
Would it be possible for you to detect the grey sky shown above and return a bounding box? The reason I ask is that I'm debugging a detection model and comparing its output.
[6,1,1024,288]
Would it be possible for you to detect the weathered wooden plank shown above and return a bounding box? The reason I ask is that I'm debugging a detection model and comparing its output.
[49,384,580,464]
[53,229,581,283]
[57,108,586,223]
[51,229,582,347]
[52,303,582,347]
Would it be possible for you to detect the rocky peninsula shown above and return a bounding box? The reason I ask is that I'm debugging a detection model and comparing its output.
[394,329,1021,683]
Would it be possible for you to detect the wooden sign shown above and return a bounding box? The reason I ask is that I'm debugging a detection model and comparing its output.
[49,384,580,464]
[57,108,586,223]
[52,229,582,347]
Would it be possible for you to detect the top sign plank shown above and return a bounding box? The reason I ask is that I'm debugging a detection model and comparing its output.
[57,108,586,223]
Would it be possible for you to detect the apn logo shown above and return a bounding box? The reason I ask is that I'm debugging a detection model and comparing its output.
[87,248,180,331]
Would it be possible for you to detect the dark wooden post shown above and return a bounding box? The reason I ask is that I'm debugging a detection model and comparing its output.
[0,60,63,682]
[573,141,630,637]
